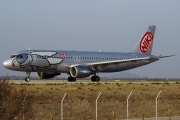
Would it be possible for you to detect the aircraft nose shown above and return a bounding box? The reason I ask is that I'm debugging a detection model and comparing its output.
[3,59,12,69]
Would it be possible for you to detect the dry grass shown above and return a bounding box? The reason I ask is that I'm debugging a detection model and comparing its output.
[8,81,180,119]
[0,80,34,120]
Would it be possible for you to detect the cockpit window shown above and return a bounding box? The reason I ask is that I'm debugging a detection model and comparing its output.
[10,55,23,58]
[17,55,23,58]
[10,55,16,58]
[19,55,23,58]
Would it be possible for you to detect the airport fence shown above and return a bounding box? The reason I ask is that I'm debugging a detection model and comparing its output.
[29,91,180,120]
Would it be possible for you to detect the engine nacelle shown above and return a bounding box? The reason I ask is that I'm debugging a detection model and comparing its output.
[36,72,61,79]
[70,66,93,78]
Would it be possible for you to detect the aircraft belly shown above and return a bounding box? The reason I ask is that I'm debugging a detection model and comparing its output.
[57,63,70,73]
[99,63,131,72]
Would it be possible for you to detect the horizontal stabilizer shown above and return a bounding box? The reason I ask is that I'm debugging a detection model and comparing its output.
[158,55,175,58]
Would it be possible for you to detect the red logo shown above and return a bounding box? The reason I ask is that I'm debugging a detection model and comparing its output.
[60,52,67,56]
[140,32,153,53]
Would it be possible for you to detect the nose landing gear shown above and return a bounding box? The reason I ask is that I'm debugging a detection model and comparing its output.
[25,72,31,82]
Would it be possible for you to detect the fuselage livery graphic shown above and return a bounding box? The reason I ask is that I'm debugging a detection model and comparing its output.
[3,26,174,82]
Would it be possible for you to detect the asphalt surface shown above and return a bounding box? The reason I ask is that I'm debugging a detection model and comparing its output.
[7,79,178,84]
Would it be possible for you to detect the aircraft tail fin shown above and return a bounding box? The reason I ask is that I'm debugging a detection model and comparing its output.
[132,25,156,55]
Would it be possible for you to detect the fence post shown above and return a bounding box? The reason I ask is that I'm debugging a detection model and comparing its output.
[50,113,53,120]
[96,92,101,120]
[22,93,28,120]
[83,112,85,120]
[156,91,161,120]
[61,93,67,120]
[169,110,171,120]
[127,91,132,120]
[142,112,144,120]
[112,111,115,120]
[40,112,42,120]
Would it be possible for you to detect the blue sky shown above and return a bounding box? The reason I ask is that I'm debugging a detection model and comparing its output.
[0,0,180,78]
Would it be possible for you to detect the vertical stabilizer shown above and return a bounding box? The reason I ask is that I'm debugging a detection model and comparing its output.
[132,25,156,55]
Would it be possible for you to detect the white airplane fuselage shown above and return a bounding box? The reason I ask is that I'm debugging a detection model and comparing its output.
[3,50,158,73]
[3,25,173,82]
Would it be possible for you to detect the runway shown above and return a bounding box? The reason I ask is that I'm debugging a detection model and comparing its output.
[7,79,178,84]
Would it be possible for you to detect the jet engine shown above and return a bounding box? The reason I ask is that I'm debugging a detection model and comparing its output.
[70,66,93,78]
[36,72,61,79]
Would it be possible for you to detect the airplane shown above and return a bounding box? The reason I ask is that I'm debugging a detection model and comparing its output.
[3,25,174,82]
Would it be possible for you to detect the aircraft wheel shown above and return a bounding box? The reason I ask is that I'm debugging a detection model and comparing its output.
[91,76,95,82]
[68,77,72,81]
[91,76,100,82]
[68,77,76,82]
[73,77,76,82]
[95,76,100,82]
[25,77,30,82]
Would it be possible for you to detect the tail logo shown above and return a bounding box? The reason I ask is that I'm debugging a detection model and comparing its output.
[140,32,153,53]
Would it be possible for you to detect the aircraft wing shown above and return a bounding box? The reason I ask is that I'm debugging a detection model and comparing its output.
[86,55,175,66]
[85,57,156,66]
[69,57,158,70]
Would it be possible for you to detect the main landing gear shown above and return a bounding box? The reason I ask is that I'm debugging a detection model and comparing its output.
[67,73,100,82]
[25,72,31,82]
[91,76,100,82]
[68,76,76,82]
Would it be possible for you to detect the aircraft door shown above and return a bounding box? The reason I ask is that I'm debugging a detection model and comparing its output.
[30,54,36,63]
[132,54,137,58]
[73,56,81,62]
[132,54,137,66]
